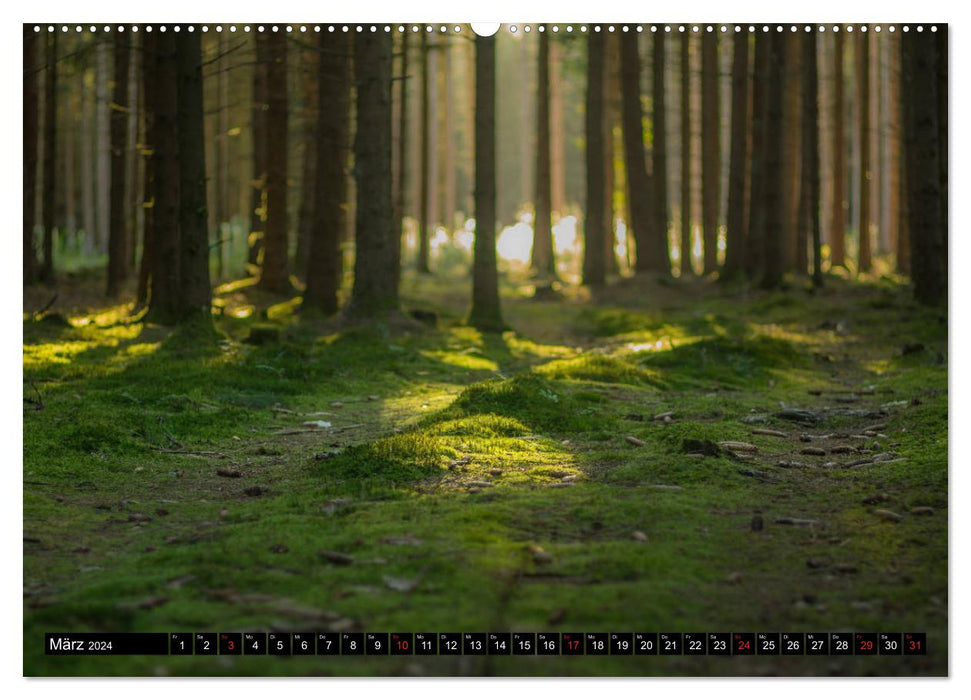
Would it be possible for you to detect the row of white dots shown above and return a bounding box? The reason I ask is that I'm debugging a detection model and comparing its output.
[31,25,466,34]
[31,24,941,34]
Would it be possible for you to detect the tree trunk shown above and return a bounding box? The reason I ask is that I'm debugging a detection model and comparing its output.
[126,33,141,274]
[680,33,692,276]
[24,28,39,284]
[782,35,802,274]
[653,31,670,274]
[745,33,768,280]
[701,32,720,275]
[800,32,822,288]
[760,33,785,290]
[107,31,130,297]
[41,32,57,282]
[258,32,290,293]
[174,31,212,323]
[393,31,409,288]
[417,32,432,274]
[620,31,655,274]
[531,28,555,279]
[516,37,536,214]
[937,27,947,254]
[830,30,847,268]
[249,35,269,270]
[902,27,946,305]
[469,33,503,331]
[857,31,871,273]
[583,29,606,288]
[888,30,903,272]
[212,32,229,281]
[442,39,456,230]
[137,31,156,306]
[80,59,97,258]
[62,66,75,243]
[550,39,566,218]
[345,32,397,320]
[294,43,318,278]
[604,35,620,275]
[96,40,111,256]
[723,31,749,279]
[147,32,181,325]
[304,33,351,315]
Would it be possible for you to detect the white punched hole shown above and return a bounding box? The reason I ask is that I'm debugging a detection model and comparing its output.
[471,22,500,37]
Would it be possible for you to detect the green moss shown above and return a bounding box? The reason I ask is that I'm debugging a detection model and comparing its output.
[321,433,457,483]
[23,273,948,676]
[443,373,602,433]
[639,335,806,389]
[427,414,531,438]
[536,354,666,388]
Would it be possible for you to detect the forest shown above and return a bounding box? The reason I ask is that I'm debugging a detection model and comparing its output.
[23,23,947,677]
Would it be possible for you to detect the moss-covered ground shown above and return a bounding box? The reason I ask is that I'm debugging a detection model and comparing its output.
[23,271,947,676]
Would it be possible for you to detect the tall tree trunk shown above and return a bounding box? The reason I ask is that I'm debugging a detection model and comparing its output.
[857,31,871,273]
[175,31,212,322]
[620,31,655,274]
[41,32,57,283]
[723,31,749,279]
[830,30,847,268]
[107,31,130,297]
[888,30,903,271]
[701,32,720,275]
[249,36,269,270]
[294,44,318,278]
[550,39,566,217]
[80,61,97,257]
[519,36,532,213]
[744,33,768,280]
[937,27,947,249]
[801,32,823,288]
[126,33,141,274]
[531,28,555,279]
[417,32,432,273]
[96,40,111,256]
[442,39,456,230]
[63,67,75,243]
[393,31,409,289]
[782,35,802,274]
[653,31,670,274]
[604,35,620,275]
[304,33,351,315]
[902,26,946,305]
[897,128,911,274]
[583,29,606,288]
[469,33,503,331]
[346,32,397,320]
[258,33,290,293]
[137,32,156,306]
[213,32,229,281]
[147,32,181,325]
[680,34,692,276]
[760,32,785,290]
[24,28,39,284]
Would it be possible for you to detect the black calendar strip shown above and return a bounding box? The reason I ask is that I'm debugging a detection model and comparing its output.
[46,632,927,656]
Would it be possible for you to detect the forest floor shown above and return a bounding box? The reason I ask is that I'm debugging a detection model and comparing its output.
[23,270,948,676]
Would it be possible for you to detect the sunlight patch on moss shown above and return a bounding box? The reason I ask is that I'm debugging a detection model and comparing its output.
[536,355,665,388]
[503,331,575,361]
[421,349,499,372]
[427,414,530,438]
